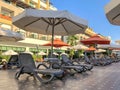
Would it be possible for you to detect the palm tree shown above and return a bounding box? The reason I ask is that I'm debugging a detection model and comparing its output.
[67,35,78,46]
[67,35,78,59]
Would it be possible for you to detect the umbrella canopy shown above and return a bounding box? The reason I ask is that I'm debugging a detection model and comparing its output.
[95,49,106,53]
[86,46,96,51]
[12,9,88,56]
[0,28,24,41]
[98,44,120,49]
[37,51,46,55]
[71,44,88,50]
[23,47,33,55]
[97,44,110,49]
[23,51,33,55]
[53,52,59,56]
[60,52,68,56]
[43,38,69,47]
[2,50,18,55]
[81,34,110,45]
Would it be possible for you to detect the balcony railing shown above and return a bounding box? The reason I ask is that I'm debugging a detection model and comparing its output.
[0,14,12,21]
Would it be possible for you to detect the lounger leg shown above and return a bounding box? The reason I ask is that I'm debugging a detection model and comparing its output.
[15,71,21,79]
[15,67,24,79]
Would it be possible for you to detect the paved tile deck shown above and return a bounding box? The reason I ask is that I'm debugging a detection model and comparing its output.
[0,62,120,90]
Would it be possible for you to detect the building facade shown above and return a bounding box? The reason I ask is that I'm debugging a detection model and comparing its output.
[0,0,58,52]
[0,0,57,40]
[0,0,109,53]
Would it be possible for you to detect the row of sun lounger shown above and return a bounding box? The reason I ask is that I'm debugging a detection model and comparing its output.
[2,52,120,84]
[5,53,93,84]
[72,55,120,66]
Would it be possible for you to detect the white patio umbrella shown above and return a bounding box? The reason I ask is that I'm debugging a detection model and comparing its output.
[23,51,33,55]
[60,52,68,56]
[97,44,110,49]
[23,47,33,55]
[98,44,120,49]
[53,52,59,56]
[12,9,88,56]
[0,28,24,41]
[37,51,46,55]
[2,50,18,55]
[95,49,106,53]
[71,44,88,50]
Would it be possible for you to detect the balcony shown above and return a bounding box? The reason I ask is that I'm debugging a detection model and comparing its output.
[40,0,57,10]
[0,14,12,21]
[6,0,57,10]
[85,28,96,36]
[7,0,35,9]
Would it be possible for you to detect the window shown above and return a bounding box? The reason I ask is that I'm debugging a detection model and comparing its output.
[0,23,11,30]
[1,7,14,17]
[29,33,38,39]
[17,30,26,37]
[30,1,36,8]
[40,36,47,40]
[2,0,10,4]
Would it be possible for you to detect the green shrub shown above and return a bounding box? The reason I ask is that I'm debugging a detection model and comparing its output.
[0,55,10,62]
[32,55,42,61]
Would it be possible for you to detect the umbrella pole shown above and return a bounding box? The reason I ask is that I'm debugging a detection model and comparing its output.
[51,23,55,57]
[94,43,97,58]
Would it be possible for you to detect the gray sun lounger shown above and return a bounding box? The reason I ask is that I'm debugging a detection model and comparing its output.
[15,53,64,83]
[61,54,85,73]
[7,55,20,69]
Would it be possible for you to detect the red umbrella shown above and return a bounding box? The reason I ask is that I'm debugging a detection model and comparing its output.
[43,38,69,48]
[81,34,110,45]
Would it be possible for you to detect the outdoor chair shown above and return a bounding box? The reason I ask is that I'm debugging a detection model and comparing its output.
[72,56,93,71]
[98,56,112,66]
[7,55,20,69]
[15,53,64,83]
[89,55,112,66]
[61,54,86,73]
[44,58,61,69]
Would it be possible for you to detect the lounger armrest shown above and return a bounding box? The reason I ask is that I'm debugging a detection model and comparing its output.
[15,65,34,79]
[21,65,35,72]
[37,63,49,69]
[44,58,60,63]
[51,62,62,69]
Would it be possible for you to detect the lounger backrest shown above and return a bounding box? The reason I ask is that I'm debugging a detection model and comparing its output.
[61,54,73,65]
[84,55,91,63]
[8,55,18,63]
[18,53,36,72]
[7,55,20,67]
[48,53,58,58]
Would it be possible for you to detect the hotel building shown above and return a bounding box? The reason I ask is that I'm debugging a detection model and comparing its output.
[0,0,106,53]
[0,0,57,52]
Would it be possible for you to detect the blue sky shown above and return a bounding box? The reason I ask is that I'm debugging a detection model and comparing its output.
[51,0,120,43]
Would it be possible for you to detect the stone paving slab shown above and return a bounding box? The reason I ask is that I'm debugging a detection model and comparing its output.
[0,63,120,90]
